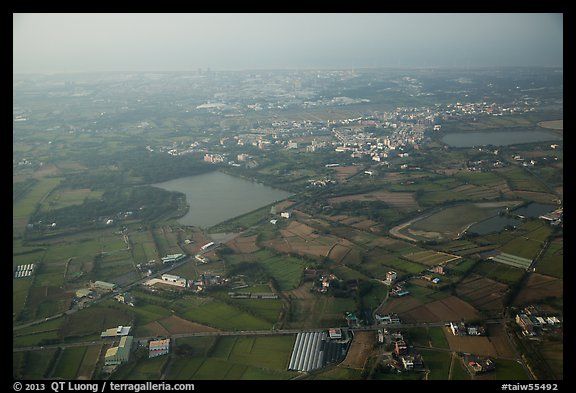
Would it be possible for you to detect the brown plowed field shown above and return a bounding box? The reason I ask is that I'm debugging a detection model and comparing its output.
[403,296,481,323]
[377,297,424,315]
[226,234,260,253]
[159,315,220,334]
[140,320,171,337]
[330,165,362,181]
[327,244,351,264]
[486,323,517,358]
[425,297,476,321]
[401,306,440,323]
[328,191,418,209]
[352,219,378,230]
[513,273,563,305]
[142,315,219,336]
[265,219,354,259]
[445,333,498,357]
[455,274,508,311]
[340,331,376,369]
[274,199,296,211]
[281,221,318,238]
[512,191,558,204]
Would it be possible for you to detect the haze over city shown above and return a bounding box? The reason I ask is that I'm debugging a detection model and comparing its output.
[13,13,563,74]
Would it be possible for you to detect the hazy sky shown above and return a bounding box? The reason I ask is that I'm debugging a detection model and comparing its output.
[13,13,563,74]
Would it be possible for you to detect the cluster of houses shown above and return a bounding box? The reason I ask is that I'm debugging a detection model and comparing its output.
[375,313,401,325]
[384,271,397,286]
[420,274,441,284]
[144,272,227,293]
[345,312,360,328]
[464,354,496,375]
[316,273,338,293]
[113,292,136,307]
[448,321,486,336]
[389,282,410,298]
[515,305,562,336]
[388,331,424,372]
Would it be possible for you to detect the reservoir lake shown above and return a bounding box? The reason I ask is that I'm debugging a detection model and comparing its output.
[152,171,293,228]
[442,130,562,147]
[467,203,557,235]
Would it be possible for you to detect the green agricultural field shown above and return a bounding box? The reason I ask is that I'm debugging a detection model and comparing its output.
[487,359,531,380]
[13,352,25,379]
[96,250,137,282]
[13,348,59,379]
[408,327,429,347]
[312,366,363,380]
[473,260,525,285]
[127,229,159,262]
[405,282,450,304]
[372,370,423,380]
[210,336,236,359]
[130,303,173,326]
[181,297,272,330]
[498,222,553,261]
[52,346,87,379]
[361,282,388,310]
[59,306,134,340]
[227,298,283,324]
[13,177,62,234]
[262,254,306,291]
[418,189,469,206]
[13,276,34,321]
[225,249,306,291]
[365,249,426,274]
[455,171,504,186]
[441,240,480,252]
[13,328,61,348]
[76,344,102,379]
[420,349,451,380]
[228,336,295,370]
[151,228,171,256]
[428,326,449,349]
[169,335,297,380]
[210,203,278,232]
[410,203,500,236]
[385,258,428,275]
[167,261,198,280]
[14,316,63,338]
[536,239,563,278]
[39,187,104,212]
[167,358,206,380]
[322,297,357,316]
[403,250,461,266]
[451,359,471,380]
[497,166,548,193]
[13,246,46,268]
[192,358,236,379]
[115,354,168,380]
[332,265,371,281]
[448,258,477,274]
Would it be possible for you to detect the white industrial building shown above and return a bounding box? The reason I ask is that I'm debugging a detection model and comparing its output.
[161,274,187,287]
[161,253,186,264]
